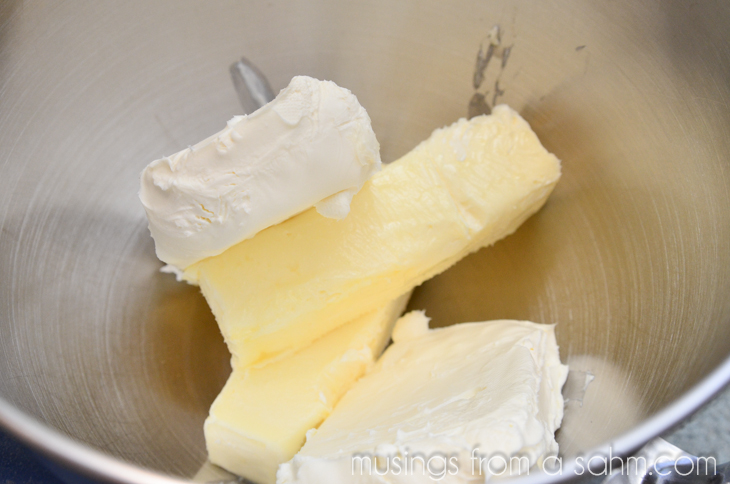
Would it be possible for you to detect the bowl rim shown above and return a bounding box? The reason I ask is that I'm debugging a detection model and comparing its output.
[1,354,730,484]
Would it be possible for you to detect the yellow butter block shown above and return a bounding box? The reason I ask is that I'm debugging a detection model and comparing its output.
[204,294,409,484]
[185,105,561,368]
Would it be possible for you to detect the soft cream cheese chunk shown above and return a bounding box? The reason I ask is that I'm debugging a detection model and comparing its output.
[140,76,381,269]
[277,316,569,484]
[183,105,561,368]
[205,294,410,484]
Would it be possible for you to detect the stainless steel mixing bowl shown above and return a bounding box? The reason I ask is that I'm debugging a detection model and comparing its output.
[1,1,730,483]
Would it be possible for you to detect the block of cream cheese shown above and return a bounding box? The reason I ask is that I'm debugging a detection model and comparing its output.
[205,294,410,484]
[183,105,561,368]
[140,76,381,269]
[277,315,569,484]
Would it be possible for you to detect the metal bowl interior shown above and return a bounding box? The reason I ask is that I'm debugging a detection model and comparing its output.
[1,1,730,482]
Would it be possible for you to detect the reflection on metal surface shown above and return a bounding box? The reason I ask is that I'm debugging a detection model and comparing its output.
[469,24,514,117]
[603,438,697,484]
[0,0,730,482]
[562,369,595,408]
[229,57,275,115]
[193,460,245,484]
[557,355,644,458]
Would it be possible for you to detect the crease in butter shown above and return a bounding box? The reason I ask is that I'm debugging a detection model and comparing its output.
[205,294,410,484]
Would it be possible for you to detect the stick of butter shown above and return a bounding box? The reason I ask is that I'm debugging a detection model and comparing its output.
[205,294,410,484]
[183,105,561,368]
[277,315,569,484]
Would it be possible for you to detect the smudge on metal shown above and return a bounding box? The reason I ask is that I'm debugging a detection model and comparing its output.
[468,92,491,119]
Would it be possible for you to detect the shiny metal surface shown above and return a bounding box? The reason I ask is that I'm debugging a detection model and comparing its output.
[1,1,730,482]
[603,438,694,484]
[230,57,275,117]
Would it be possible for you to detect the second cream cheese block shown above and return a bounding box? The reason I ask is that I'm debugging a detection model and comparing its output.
[277,315,569,484]
[205,294,410,484]
[184,105,561,368]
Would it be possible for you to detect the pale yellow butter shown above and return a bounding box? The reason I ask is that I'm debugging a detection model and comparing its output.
[205,294,409,484]
[184,105,561,368]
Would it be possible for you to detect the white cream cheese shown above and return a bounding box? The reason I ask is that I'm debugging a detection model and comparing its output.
[139,76,381,269]
[277,315,568,484]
